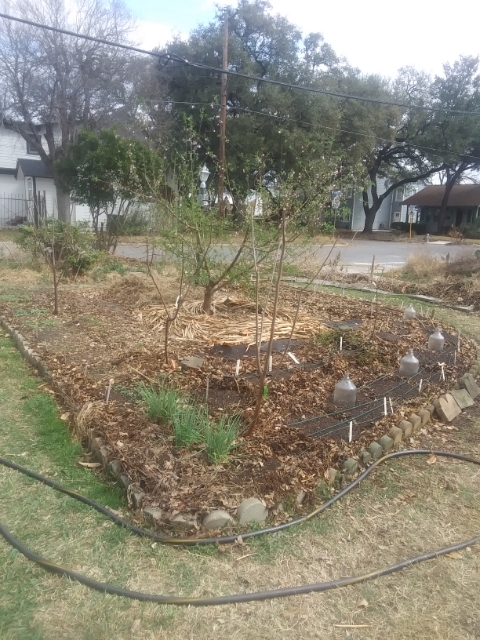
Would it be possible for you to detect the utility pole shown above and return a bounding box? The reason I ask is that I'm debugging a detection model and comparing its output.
[218,10,228,218]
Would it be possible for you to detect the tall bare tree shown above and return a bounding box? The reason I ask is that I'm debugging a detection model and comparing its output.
[0,0,135,222]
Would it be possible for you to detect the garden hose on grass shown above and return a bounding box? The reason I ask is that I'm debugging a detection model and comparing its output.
[0,450,479,606]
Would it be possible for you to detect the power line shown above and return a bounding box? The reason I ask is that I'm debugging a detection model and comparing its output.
[157,99,480,163]
[1,12,480,117]
[169,57,480,117]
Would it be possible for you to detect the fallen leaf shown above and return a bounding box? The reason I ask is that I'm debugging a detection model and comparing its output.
[130,619,141,633]
[357,598,369,608]
[78,461,101,468]
[445,551,462,560]
[60,412,70,421]
[427,453,437,465]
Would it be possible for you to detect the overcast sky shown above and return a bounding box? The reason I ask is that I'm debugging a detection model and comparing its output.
[130,0,480,79]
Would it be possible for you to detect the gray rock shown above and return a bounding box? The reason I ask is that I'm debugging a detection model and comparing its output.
[418,409,431,426]
[398,420,413,438]
[181,356,204,371]
[342,458,359,477]
[459,373,479,399]
[296,489,306,505]
[450,388,474,410]
[368,441,384,460]
[359,450,372,466]
[388,426,403,445]
[131,490,145,510]
[237,497,268,525]
[434,393,462,423]
[203,510,234,530]
[325,467,338,484]
[425,403,435,415]
[379,435,394,452]
[118,474,130,490]
[143,507,163,526]
[107,459,122,479]
[409,413,422,432]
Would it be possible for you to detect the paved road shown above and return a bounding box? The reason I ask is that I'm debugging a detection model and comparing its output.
[116,239,476,274]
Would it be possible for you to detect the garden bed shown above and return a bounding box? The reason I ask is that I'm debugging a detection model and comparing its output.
[0,270,474,527]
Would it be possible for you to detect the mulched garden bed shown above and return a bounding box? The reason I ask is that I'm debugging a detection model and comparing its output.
[0,271,474,528]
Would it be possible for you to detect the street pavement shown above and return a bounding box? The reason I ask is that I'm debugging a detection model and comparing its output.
[115,239,476,274]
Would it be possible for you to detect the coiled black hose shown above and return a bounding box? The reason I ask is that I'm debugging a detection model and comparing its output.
[0,450,478,606]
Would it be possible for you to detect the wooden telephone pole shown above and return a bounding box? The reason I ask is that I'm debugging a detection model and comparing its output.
[218,10,228,218]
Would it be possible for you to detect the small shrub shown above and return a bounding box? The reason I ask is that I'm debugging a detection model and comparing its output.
[117,209,151,236]
[204,414,240,464]
[138,385,179,423]
[91,258,128,280]
[16,220,98,276]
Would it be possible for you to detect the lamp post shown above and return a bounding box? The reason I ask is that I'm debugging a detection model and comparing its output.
[198,164,210,207]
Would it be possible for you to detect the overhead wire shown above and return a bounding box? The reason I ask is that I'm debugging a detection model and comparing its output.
[1,12,480,116]
[152,98,480,164]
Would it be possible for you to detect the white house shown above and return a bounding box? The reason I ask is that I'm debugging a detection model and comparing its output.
[0,125,90,227]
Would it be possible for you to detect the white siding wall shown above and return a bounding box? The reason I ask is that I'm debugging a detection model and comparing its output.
[0,173,22,197]
[0,128,50,168]
[35,177,58,216]
[351,180,394,231]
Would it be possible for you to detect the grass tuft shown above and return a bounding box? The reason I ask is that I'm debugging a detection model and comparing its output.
[204,414,240,464]
[138,384,180,423]
[172,404,205,446]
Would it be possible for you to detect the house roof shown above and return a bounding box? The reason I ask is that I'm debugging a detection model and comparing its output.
[402,185,480,207]
[0,167,16,175]
[15,159,53,179]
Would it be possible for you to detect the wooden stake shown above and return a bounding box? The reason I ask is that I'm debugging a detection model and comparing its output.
[418,378,423,393]
[339,336,343,351]
[389,397,394,414]
[235,359,240,376]
[106,378,114,403]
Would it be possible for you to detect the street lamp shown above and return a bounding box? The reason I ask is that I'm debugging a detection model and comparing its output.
[198,164,210,207]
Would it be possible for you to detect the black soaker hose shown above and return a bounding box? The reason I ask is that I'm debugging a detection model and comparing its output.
[0,450,479,606]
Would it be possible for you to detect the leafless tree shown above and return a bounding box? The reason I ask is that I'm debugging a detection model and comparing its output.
[0,0,136,222]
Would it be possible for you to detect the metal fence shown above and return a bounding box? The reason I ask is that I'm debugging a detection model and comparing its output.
[0,193,48,228]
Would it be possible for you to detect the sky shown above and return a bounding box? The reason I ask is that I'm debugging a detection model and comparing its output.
[130,0,480,79]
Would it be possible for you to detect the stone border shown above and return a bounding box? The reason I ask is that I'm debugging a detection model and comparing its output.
[2,314,478,529]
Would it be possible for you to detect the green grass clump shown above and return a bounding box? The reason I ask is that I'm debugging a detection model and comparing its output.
[172,404,205,446]
[204,414,240,464]
[138,385,180,423]
[138,385,240,462]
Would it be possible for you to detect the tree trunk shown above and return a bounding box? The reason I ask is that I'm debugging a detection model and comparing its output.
[56,187,71,224]
[202,284,214,314]
[437,180,456,234]
[362,202,381,233]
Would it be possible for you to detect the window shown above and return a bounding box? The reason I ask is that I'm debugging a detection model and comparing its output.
[25,176,34,200]
[26,139,39,155]
[467,209,473,224]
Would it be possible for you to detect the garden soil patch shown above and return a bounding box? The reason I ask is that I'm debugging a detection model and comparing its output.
[0,272,474,529]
